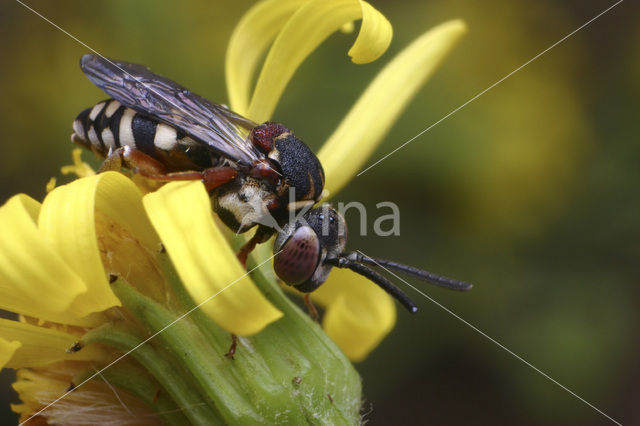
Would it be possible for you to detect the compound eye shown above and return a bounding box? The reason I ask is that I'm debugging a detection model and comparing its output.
[273,226,320,286]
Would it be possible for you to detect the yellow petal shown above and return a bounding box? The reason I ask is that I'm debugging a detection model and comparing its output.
[90,174,167,304]
[0,195,92,326]
[226,0,308,115]
[0,337,21,369]
[0,318,108,368]
[142,181,283,335]
[314,267,396,361]
[38,173,147,317]
[347,1,392,64]
[247,0,392,122]
[318,20,467,196]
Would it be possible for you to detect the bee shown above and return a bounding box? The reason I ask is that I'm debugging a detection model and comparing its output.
[73,54,471,315]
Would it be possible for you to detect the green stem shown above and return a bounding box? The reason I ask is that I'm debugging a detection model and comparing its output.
[81,323,221,425]
[160,250,362,424]
[157,253,293,404]
[247,243,361,424]
[158,253,317,424]
[111,278,266,424]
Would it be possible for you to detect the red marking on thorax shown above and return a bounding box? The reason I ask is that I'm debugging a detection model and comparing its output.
[250,122,290,153]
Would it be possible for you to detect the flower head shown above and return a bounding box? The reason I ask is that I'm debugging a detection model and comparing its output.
[1,0,465,423]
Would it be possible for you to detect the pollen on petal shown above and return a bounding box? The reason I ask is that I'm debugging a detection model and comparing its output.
[90,173,167,304]
[143,181,283,335]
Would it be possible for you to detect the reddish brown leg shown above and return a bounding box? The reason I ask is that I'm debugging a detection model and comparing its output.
[237,237,259,269]
[152,388,161,403]
[237,226,274,268]
[304,294,320,323]
[99,146,237,190]
[139,167,237,191]
[99,146,167,174]
[225,334,238,360]
[202,167,238,191]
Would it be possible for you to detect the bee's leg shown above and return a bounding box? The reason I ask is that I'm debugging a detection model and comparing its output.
[224,334,238,360]
[237,238,259,269]
[202,167,238,191]
[139,167,238,192]
[100,146,238,190]
[98,146,167,175]
[304,294,320,322]
[237,225,274,268]
[97,151,123,173]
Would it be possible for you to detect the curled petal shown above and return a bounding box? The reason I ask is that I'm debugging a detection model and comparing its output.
[0,195,91,326]
[142,181,283,335]
[318,20,467,196]
[0,318,108,368]
[39,173,154,317]
[347,1,392,64]
[247,0,392,122]
[312,268,396,361]
[226,0,308,115]
[0,338,21,370]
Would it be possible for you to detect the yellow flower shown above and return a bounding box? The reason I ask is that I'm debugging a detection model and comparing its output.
[3,172,359,424]
[1,0,465,423]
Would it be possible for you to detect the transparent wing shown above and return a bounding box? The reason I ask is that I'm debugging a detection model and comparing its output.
[80,54,261,165]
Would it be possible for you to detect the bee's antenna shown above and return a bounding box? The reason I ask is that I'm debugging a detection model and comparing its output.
[344,252,473,291]
[326,257,418,313]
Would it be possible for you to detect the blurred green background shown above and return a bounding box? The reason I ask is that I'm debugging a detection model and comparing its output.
[1,0,638,424]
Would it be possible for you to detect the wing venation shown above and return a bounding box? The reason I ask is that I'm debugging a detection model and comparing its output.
[80,54,260,165]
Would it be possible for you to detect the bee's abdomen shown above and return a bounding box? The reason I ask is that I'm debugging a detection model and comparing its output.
[72,99,212,169]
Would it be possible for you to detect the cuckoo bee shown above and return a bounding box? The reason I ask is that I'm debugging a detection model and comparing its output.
[73,54,471,314]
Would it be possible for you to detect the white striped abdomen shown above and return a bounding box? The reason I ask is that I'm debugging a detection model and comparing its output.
[72,99,217,171]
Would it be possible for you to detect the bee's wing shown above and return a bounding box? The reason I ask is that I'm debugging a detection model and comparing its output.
[80,54,260,165]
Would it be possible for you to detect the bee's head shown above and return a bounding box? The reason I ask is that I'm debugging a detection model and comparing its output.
[273,205,346,293]
[250,122,325,210]
[272,206,474,314]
